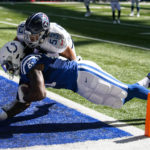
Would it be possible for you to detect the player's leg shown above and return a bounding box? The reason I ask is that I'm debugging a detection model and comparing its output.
[117,2,121,24]
[111,2,117,24]
[136,0,140,17]
[123,83,150,104]
[76,60,150,108]
[77,60,128,108]
[130,0,135,16]
[84,0,91,17]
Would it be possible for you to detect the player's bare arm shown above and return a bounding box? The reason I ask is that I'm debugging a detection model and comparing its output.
[60,46,76,61]
[23,64,46,102]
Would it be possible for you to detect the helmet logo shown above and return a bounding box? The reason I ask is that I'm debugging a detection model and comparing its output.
[6,42,17,53]
[42,14,49,29]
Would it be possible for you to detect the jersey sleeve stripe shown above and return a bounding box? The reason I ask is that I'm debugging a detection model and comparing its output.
[21,54,42,75]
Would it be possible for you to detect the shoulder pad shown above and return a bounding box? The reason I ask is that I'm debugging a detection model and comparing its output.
[21,54,42,75]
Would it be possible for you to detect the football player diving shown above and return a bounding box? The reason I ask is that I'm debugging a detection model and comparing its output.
[0,41,150,120]
[14,12,78,61]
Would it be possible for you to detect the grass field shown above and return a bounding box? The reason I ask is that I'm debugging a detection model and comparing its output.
[0,1,150,130]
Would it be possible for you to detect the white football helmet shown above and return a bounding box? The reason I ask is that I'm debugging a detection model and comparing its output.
[0,41,25,76]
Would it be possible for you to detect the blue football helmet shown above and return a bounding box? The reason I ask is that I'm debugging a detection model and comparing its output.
[24,12,50,48]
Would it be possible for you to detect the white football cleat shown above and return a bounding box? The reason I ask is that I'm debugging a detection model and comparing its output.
[129,12,134,17]
[117,19,120,24]
[85,12,91,17]
[113,20,117,24]
[137,73,150,88]
[137,13,140,17]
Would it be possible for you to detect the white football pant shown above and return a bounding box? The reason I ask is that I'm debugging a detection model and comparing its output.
[111,2,121,11]
[131,0,140,6]
[77,60,128,108]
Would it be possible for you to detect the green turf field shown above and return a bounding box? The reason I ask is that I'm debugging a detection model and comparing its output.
[0,2,150,130]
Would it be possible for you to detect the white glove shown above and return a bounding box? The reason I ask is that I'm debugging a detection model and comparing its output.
[0,108,8,121]
[76,55,82,61]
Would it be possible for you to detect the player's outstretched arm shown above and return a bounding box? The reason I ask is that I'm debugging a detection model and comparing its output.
[0,83,31,121]
[0,64,46,121]
[0,100,31,121]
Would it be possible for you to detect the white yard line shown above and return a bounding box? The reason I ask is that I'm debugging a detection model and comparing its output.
[0,21,18,26]
[140,32,150,35]
[0,21,149,51]
[71,34,150,51]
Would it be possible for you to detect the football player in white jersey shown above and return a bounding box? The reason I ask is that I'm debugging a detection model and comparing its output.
[0,41,150,120]
[15,12,77,61]
[129,0,140,17]
[110,0,121,24]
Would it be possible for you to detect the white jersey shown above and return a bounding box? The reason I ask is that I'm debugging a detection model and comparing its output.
[17,22,75,57]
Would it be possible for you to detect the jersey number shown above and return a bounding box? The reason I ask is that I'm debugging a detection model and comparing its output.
[49,39,57,45]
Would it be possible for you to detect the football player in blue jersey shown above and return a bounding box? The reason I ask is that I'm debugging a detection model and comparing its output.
[0,41,150,120]
[14,12,77,61]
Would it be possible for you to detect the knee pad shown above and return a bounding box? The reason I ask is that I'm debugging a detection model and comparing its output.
[87,93,123,108]
[87,79,127,108]
[94,79,111,95]
[110,85,127,99]
[94,79,127,98]
[103,95,123,108]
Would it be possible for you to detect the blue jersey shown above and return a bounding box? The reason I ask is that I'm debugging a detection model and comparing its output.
[20,54,78,92]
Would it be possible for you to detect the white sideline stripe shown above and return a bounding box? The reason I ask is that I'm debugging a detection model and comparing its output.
[140,32,150,35]
[71,34,150,51]
[1,70,150,150]
[0,21,150,51]
[0,21,18,26]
